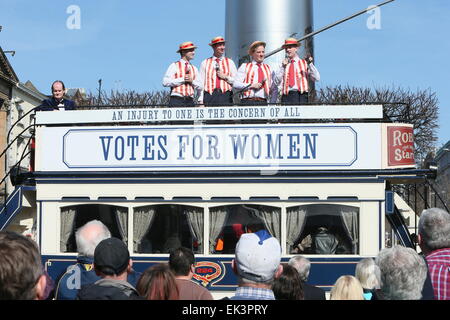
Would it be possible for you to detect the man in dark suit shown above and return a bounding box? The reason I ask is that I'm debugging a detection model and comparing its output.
[38,80,76,111]
[289,255,326,300]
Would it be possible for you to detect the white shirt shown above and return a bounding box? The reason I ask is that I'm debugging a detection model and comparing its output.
[162,59,203,97]
[273,55,320,91]
[233,60,276,100]
[198,55,238,103]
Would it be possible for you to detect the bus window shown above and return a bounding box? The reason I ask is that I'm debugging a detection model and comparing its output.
[60,204,128,253]
[210,204,281,254]
[384,216,403,248]
[287,204,359,255]
[133,205,203,254]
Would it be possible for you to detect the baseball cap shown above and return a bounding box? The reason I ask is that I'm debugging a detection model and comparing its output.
[94,237,130,275]
[235,230,281,282]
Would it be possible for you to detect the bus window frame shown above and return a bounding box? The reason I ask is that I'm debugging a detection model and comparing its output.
[54,200,367,257]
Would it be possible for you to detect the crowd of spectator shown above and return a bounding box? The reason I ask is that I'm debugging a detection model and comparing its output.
[0,207,449,300]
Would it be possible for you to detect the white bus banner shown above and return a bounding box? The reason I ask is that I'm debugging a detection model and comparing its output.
[36,124,382,171]
[35,105,383,125]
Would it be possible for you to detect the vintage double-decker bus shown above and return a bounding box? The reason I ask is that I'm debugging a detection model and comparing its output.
[0,103,432,298]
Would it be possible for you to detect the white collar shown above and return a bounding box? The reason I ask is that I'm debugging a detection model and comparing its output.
[179,58,191,64]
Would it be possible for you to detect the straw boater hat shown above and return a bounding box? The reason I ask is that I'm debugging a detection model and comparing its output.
[248,40,266,55]
[177,41,197,53]
[282,38,300,48]
[209,36,226,46]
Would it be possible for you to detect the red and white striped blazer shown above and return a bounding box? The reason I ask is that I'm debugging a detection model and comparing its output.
[282,59,309,95]
[241,62,272,98]
[171,61,198,97]
[202,57,234,94]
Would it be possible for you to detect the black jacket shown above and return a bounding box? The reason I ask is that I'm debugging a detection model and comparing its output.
[77,279,143,300]
[38,97,76,111]
[302,282,326,300]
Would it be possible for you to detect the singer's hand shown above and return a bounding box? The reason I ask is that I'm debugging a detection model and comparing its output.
[250,82,263,90]
[184,74,193,83]
[282,58,289,68]
[217,70,227,80]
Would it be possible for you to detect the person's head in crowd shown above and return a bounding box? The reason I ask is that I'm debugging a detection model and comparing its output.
[330,275,364,300]
[51,80,66,101]
[169,247,195,278]
[75,220,111,258]
[248,41,266,63]
[232,229,283,287]
[375,245,427,300]
[272,264,304,300]
[282,38,300,60]
[209,36,226,58]
[136,263,179,300]
[355,258,381,290]
[418,207,450,255]
[177,41,197,61]
[94,237,132,281]
[0,231,47,300]
[288,255,311,282]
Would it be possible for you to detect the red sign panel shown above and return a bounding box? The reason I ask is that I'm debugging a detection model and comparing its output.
[387,126,415,166]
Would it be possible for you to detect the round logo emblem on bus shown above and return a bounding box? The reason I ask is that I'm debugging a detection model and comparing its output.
[193,261,223,287]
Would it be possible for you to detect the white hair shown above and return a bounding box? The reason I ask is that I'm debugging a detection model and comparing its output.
[375,246,427,300]
[355,258,380,289]
[288,255,310,282]
[75,220,111,257]
[418,207,450,251]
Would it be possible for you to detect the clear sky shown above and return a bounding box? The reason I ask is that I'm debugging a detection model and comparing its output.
[0,0,448,147]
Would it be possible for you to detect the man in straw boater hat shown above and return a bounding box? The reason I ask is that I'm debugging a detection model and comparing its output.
[198,36,238,106]
[273,38,320,104]
[233,40,274,105]
[163,41,203,107]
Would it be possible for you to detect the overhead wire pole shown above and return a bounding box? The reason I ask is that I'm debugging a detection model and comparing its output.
[265,0,395,59]
[97,79,102,104]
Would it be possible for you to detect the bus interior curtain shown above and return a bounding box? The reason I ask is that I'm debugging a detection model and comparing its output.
[133,206,156,252]
[60,207,76,252]
[339,206,359,253]
[286,206,307,253]
[243,205,281,241]
[209,207,229,253]
[115,207,128,243]
[185,207,204,251]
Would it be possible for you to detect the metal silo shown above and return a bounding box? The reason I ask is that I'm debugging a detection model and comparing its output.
[225,0,314,68]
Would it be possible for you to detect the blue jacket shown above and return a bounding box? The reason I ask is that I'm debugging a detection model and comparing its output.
[55,256,141,300]
[37,97,76,111]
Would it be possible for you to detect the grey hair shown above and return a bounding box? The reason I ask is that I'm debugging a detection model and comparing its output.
[75,220,111,257]
[288,255,310,282]
[355,258,380,289]
[418,207,450,251]
[375,246,427,300]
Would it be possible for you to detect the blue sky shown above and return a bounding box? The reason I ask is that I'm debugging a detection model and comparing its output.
[0,0,448,147]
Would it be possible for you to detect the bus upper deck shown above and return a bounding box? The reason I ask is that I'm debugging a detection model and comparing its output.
[0,103,435,295]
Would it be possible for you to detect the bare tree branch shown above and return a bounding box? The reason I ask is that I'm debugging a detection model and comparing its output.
[314,85,439,162]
